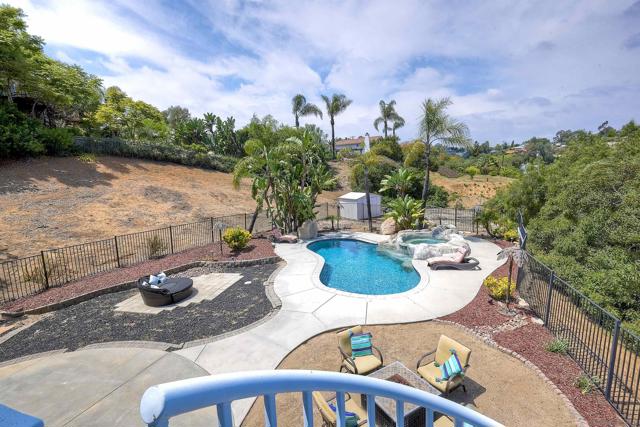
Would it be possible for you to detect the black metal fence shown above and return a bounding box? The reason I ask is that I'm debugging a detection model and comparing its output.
[424,207,480,234]
[517,223,640,426]
[0,212,272,305]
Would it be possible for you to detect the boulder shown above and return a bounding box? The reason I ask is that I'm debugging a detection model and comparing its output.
[297,220,318,240]
[380,217,397,235]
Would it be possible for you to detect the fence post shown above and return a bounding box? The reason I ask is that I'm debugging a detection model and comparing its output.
[544,271,554,326]
[114,236,121,268]
[605,320,622,400]
[454,207,458,228]
[244,213,247,230]
[40,251,49,290]
[169,226,174,254]
[210,217,215,242]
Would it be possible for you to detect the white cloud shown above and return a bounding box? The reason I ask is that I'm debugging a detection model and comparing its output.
[9,0,640,142]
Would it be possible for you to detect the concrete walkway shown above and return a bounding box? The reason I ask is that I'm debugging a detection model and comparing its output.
[0,348,215,426]
[0,232,503,426]
[174,232,504,421]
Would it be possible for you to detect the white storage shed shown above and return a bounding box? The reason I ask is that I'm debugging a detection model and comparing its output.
[337,192,382,220]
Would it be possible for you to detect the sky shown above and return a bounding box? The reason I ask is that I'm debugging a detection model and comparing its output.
[10,0,640,143]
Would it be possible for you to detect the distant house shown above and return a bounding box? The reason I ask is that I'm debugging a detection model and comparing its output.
[335,135,383,154]
[505,145,528,155]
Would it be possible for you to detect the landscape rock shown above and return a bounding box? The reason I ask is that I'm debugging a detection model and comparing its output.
[297,220,318,240]
[380,217,397,235]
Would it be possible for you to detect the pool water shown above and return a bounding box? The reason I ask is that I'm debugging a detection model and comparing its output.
[307,239,420,295]
[402,237,446,245]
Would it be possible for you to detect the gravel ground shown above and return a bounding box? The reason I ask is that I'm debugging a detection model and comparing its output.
[494,324,625,427]
[443,239,626,427]
[0,263,278,363]
[0,237,276,313]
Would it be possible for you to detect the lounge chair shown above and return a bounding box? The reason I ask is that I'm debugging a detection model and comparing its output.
[427,247,479,270]
[312,391,368,427]
[337,326,384,375]
[416,335,471,394]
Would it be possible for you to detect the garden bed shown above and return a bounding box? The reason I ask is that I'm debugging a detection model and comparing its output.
[0,263,279,363]
[442,239,625,427]
[0,238,276,314]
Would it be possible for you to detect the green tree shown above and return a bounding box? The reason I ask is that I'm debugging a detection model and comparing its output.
[380,167,416,198]
[465,165,480,180]
[0,6,43,103]
[163,106,191,129]
[321,93,352,159]
[373,100,403,138]
[418,97,470,226]
[392,116,405,137]
[291,94,322,128]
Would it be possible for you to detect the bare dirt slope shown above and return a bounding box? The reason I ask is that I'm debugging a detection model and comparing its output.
[430,172,513,208]
[0,156,338,260]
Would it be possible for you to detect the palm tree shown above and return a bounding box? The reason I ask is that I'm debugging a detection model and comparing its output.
[392,116,405,137]
[418,97,470,227]
[321,93,352,159]
[350,152,379,231]
[373,100,403,138]
[380,167,416,198]
[291,94,322,128]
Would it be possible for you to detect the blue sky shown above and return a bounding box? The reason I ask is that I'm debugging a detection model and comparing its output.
[11,0,640,143]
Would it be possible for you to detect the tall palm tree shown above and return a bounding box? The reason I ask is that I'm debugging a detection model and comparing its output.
[291,94,322,128]
[373,100,403,138]
[321,93,352,159]
[392,116,405,137]
[419,97,470,227]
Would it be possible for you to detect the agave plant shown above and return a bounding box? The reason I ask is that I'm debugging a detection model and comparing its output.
[385,196,425,231]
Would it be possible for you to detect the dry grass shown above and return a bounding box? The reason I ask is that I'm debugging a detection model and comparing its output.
[0,156,339,260]
[241,322,577,427]
[430,172,513,208]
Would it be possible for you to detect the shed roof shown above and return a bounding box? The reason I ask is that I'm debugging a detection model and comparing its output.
[338,192,381,201]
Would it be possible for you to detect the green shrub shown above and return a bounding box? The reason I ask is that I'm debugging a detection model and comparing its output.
[0,101,43,158]
[545,338,569,354]
[483,276,515,300]
[502,229,519,242]
[38,127,76,156]
[574,374,600,395]
[371,137,403,162]
[223,227,252,251]
[74,137,238,172]
[77,153,96,163]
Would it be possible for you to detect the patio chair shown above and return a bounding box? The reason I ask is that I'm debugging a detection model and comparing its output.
[416,335,471,394]
[312,391,368,427]
[337,326,384,375]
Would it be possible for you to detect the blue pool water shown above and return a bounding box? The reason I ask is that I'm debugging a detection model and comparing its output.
[403,237,446,245]
[307,239,420,295]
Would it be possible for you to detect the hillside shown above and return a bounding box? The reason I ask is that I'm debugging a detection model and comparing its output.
[0,156,341,260]
[430,172,513,208]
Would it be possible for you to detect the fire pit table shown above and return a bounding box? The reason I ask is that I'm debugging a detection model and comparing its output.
[362,361,442,427]
[136,276,194,307]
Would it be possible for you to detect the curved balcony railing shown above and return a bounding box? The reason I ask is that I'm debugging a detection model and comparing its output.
[140,370,503,427]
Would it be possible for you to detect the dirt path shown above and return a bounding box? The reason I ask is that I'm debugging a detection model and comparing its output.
[0,156,339,260]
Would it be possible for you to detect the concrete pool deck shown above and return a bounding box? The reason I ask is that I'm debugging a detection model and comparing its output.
[0,232,504,426]
[172,231,504,421]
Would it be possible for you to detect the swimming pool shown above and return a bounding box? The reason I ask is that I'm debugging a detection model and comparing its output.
[307,239,420,295]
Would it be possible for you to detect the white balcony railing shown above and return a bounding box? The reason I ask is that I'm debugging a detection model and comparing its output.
[140,370,503,427]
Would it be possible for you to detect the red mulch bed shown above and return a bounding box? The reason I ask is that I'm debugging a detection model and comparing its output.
[494,324,625,427]
[1,238,276,313]
[441,238,626,427]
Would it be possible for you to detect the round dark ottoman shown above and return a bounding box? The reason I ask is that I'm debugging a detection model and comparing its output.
[137,277,194,307]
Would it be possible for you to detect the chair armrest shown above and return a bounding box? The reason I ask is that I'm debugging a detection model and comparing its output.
[357,419,367,426]
[339,346,358,374]
[416,350,436,369]
[372,345,384,365]
[327,391,353,403]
